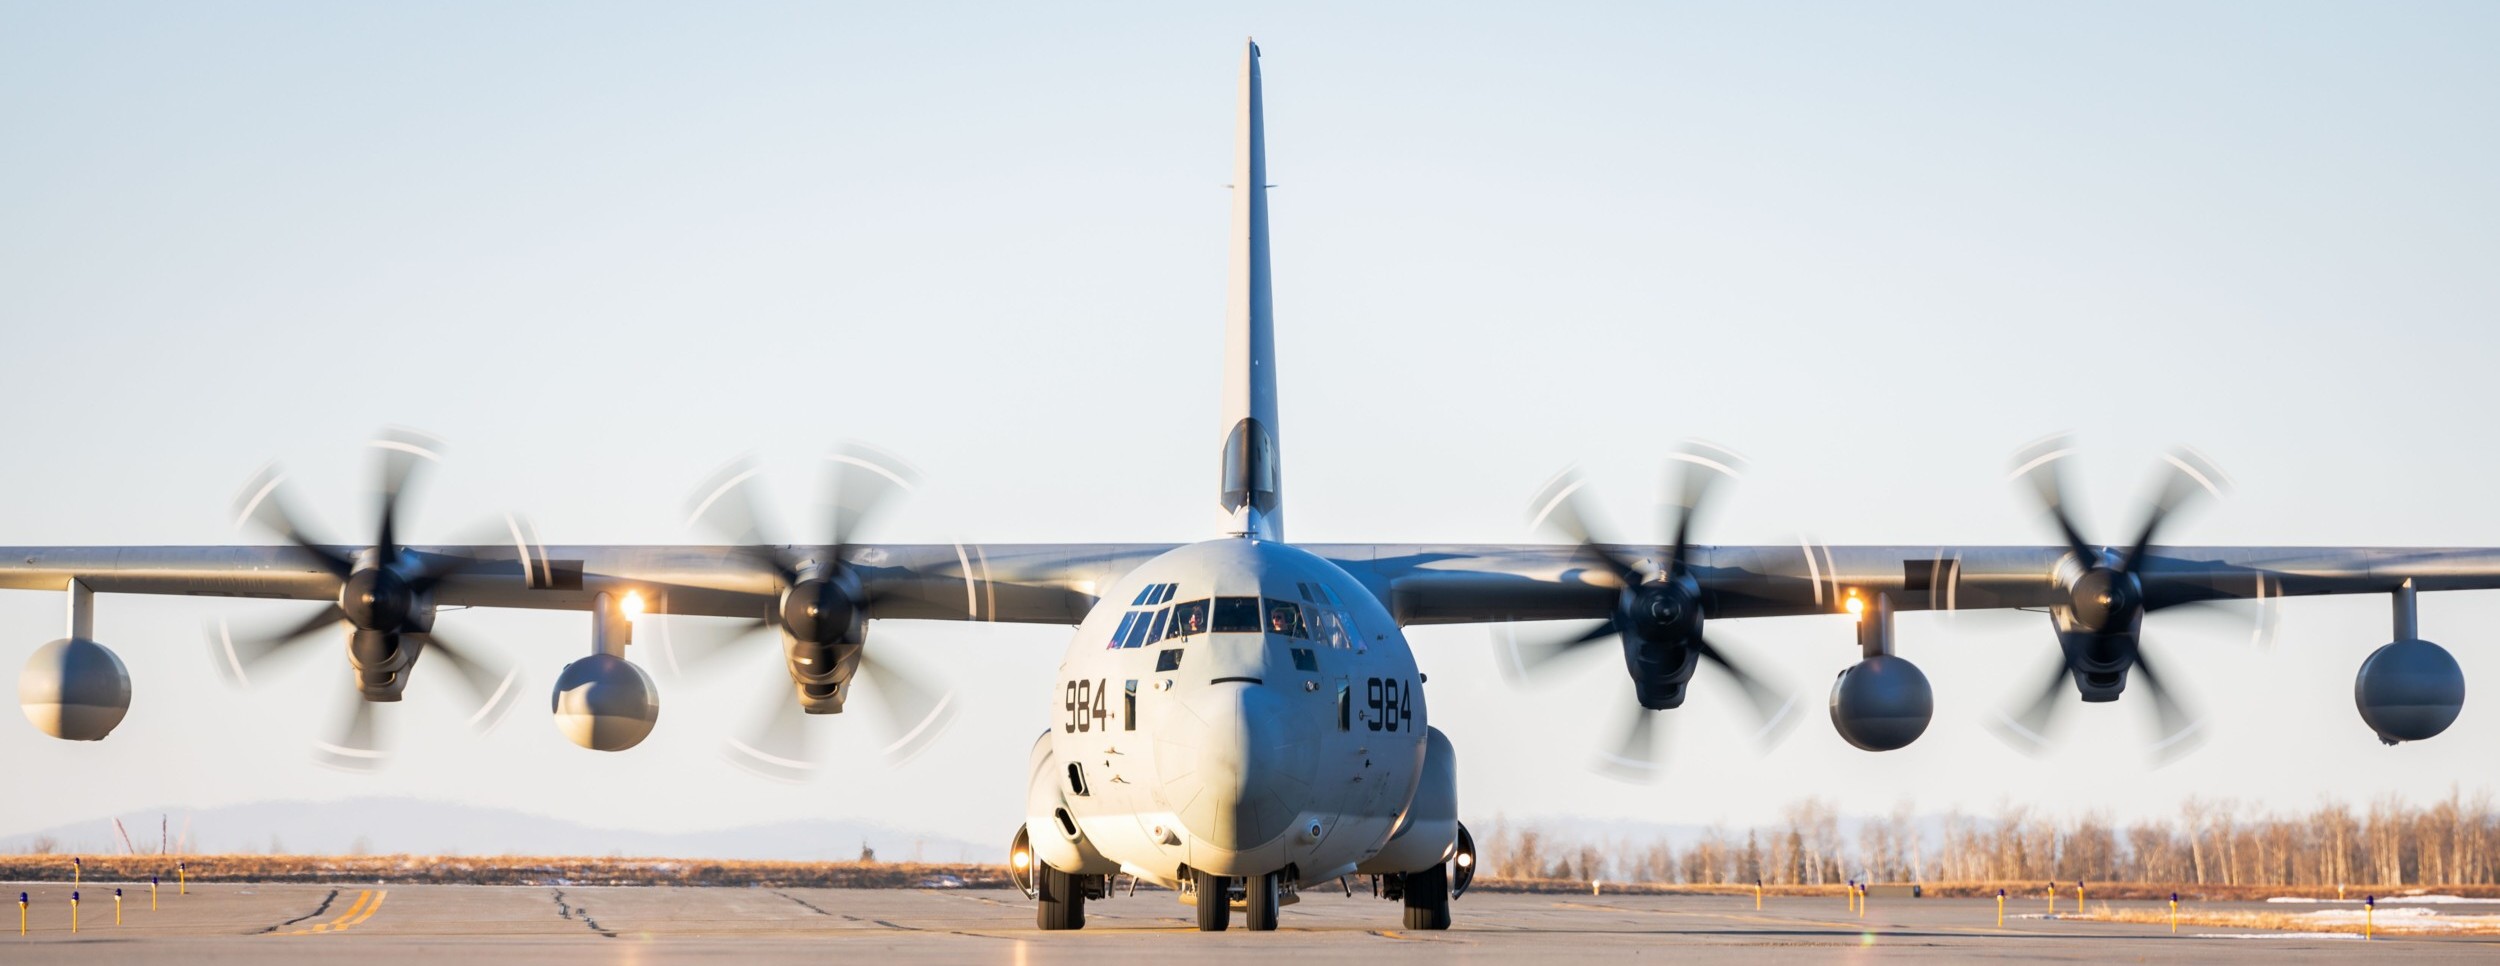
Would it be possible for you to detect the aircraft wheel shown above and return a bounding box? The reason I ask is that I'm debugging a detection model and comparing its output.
[1194,868,1231,932]
[1402,863,1451,930]
[1036,863,1086,931]
[1245,871,1281,931]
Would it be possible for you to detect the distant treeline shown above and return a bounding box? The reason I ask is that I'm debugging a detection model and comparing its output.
[1482,789,2500,888]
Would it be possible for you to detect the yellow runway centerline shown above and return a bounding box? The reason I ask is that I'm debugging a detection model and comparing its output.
[284,889,387,936]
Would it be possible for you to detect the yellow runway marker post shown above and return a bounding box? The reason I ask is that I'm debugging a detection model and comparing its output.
[114,889,122,926]
[1754,879,1762,911]
[2365,895,2375,940]
[1857,884,1867,919]
[2075,881,2084,911]
[151,876,159,911]
[70,892,78,934]
[1995,888,2004,927]
[18,892,25,936]
[178,861,187,895]
[73,857,81,885]
[2168,892,2179,933]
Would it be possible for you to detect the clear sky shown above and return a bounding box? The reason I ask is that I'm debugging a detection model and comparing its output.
[4,2,2497,848]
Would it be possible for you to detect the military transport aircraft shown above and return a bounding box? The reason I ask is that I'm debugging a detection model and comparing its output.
[6,41,2485,933]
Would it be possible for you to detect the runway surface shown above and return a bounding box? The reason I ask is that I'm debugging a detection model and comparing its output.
[8,881,2496,963]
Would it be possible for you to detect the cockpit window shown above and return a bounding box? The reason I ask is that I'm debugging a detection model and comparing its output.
[1166,599,1208,639]
[1121,610,1157,649]
[1314,607,1352,649]
[1211,596,1262,633]
[1264,599,1308,639]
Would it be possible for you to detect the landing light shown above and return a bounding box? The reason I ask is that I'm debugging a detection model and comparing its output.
[1011,851,1032,870]
[621,591,646,619]
[1844,592,1864,620]
[1456,853,1474,868]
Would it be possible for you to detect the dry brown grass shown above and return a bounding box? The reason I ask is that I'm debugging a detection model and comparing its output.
[2071,901,2500,937]
[0,854,1009,888]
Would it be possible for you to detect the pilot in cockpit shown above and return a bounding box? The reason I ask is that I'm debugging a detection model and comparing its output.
[1268,602,1305,637]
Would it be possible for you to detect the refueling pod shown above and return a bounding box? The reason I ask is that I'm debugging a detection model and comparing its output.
[20,638,131,741]
[1829,655,1933,752]
[552,653,658,751]
[1830,592,1932,752]
[2355,639,2464,744]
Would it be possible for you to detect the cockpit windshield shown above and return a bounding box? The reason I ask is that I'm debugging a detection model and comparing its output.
[1211,596,1262,632]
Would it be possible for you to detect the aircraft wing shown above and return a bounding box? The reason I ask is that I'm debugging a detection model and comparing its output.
[1322,544,2500,626]
[9,542,2497,629]
[0,544,1178,626]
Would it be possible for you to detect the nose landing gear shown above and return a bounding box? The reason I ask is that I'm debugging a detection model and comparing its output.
[1245,873,1280,931]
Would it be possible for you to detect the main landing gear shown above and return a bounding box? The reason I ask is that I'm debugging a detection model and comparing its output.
[1035,861,1103,931]
[1399,863,1451,930]
[1191,869,1283,931]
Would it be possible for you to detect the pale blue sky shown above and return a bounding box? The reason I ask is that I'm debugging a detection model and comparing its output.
[3,2,2497,847]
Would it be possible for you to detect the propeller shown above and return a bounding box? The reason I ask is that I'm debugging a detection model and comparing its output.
[208,429,523,771]
[1500,442,1800,781]
[1988,435,2226,764]
[670,443,960,781]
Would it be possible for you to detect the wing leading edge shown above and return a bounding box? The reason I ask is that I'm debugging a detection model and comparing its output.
[6,542,2498,631]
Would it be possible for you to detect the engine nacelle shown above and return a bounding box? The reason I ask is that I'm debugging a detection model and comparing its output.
[20,638,132,741]
[2355,639,2464,744]
[1829,654,1932,752]
[551,653,659,751]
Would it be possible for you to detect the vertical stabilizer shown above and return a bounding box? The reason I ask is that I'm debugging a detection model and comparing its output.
[1219,39,1283,540]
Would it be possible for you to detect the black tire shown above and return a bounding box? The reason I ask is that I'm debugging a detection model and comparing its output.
[1194,868,1231,932]
[1402,863,1451,930]
[1037,864,1086,931]
[1245,871,1280,931]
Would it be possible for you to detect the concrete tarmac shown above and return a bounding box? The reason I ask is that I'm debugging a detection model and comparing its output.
[6,880,2496,963]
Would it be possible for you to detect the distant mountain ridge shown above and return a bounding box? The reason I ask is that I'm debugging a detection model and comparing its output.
[0,797,989,863]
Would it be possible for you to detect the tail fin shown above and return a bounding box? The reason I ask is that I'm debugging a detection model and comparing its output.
[1219,39,1283,540]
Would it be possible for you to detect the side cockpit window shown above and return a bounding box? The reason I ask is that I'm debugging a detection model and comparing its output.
[1211,596,1262,632]
[1167,599,1208,639]
[1264,599,1307,638]
[1121,611,1157,649]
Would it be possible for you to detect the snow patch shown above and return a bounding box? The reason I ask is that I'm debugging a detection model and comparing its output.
[2267,894,2493,905]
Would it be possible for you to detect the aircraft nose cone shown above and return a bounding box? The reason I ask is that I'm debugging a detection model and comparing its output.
[1155,681,1317,862]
